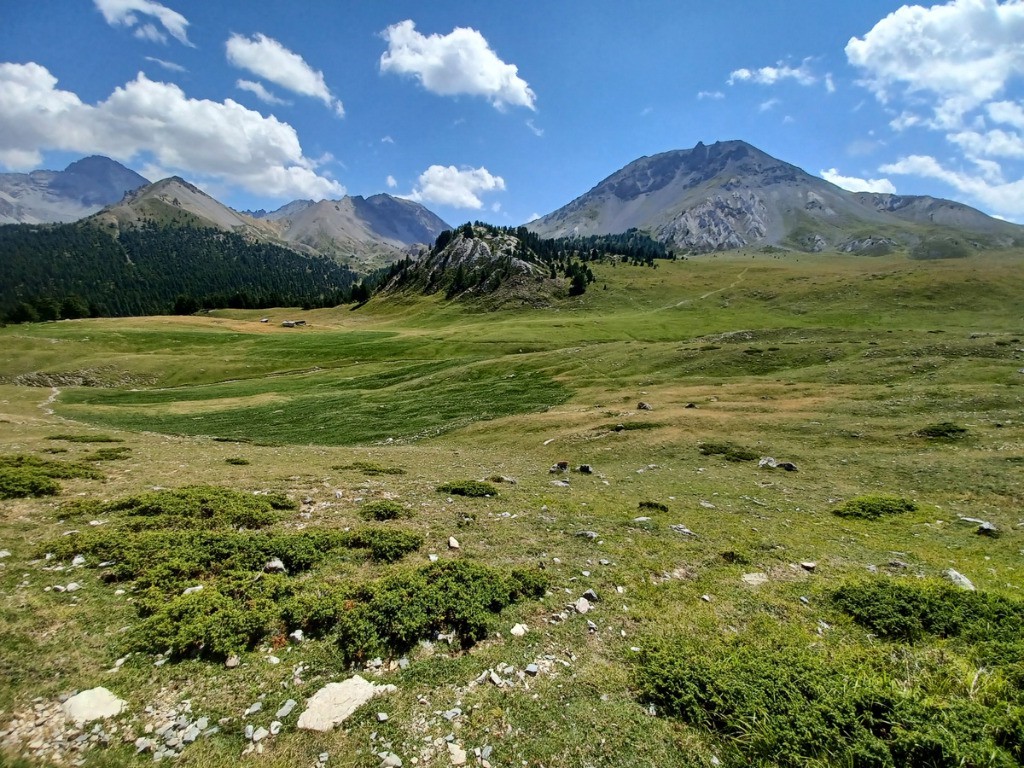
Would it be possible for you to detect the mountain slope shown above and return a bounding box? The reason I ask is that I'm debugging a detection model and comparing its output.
[253,194,451,269]
[0,156,149,225]
[89,177,280,240]
[529,140,1024,253]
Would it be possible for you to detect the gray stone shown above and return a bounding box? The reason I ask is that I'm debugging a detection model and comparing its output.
[270,720,282,736]
[525,664,539,676]
[670,524,696,536]
[251,726,269,743]
[61,687,127,725]
[275,699,297,719]
[376,712,389,722]
[225,655,240,669]
[297,676,397,732]
[65,581,81,592]
[575,530,598,540]
[510,623,528,637]
[181,585,203,596]
[637,402,653,410]
[582,588,599,602]
[443,707,462,721]
[319,753,330,764]
[263,557,287,573]
[944,568,976,591]
[448,536,460,550]
[289,629,304,643]
[741,572,769,586]
[72,555,86,566]
[244,701,262,717]
[574,597,591,614]
[800,562,817,572]
[244,724,254,740]
[381,753,402,768]
[0,550,10,558]
[181,724,200,743]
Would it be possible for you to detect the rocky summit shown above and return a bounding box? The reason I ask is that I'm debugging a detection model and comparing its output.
[528,140,1024,253]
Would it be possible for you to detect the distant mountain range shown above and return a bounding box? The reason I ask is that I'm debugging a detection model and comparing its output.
[0,156,149,225]
[528,140,1024,254]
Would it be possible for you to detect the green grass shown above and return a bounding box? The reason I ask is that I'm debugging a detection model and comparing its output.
[1,250,1023,767]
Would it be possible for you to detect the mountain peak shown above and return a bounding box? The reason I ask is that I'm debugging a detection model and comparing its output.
[528,139,1023,253]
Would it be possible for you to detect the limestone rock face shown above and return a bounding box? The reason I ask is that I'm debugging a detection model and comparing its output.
[61,687,127,725]
[296,676,397,732]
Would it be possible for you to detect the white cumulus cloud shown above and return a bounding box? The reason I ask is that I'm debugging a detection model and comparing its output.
[948,128,1024,158]
[380,20,535,111]
[236,79,289,106]
[226,33,344,117]
[406,164,505,209]
[0,61,342,200]
[846,0,1024,127]
[94,0,192,46]
[820,168,897,194]
[987,100,1024,128]
[386,174,397,188]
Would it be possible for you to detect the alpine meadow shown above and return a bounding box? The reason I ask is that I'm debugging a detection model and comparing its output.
[2,2,1024,768]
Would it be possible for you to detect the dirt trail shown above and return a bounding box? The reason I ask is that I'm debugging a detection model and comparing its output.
[665,266,751,308]
[41,387,60,415]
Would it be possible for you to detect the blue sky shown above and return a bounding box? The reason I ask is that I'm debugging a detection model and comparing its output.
[2,1,1023,224]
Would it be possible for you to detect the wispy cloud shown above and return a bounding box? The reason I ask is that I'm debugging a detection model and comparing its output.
[820,168,896,194]
[94,0,192,46]
[144,56,186,73]
[226,33,344,117]
[697,90,724,100]
[728,60,817,87]
[235,79,289,106]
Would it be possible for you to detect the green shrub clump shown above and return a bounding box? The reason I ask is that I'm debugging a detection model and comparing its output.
[638,500,668,513]
[225,457,250,465]
[83,446,133,462]
[636,629,1022,768]
[914,422,968,439]
[346,527,423,562]
[47,434,123,443]
[831,579,1024,643]
[832,494,917,520]
[0,468,61,499]
[359,499,410,521]
[286,560,548,662]
[336,460,406,476]
[697,442,759,462]
[436,480,498,497]
[0,454,104,498]
[86,485,293,530]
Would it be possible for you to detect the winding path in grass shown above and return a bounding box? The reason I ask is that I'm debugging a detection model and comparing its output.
[661,266,751,309]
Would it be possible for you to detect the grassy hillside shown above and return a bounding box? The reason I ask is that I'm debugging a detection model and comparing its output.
[1,249,1022,767]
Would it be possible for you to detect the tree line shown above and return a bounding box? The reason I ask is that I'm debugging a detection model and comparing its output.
[0,220,364,323]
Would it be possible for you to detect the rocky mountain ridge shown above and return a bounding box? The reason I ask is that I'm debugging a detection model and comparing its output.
[528,140,1024,254]
[0,156,149,225]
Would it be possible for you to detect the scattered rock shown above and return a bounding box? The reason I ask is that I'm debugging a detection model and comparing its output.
[244,702,262,717]
[225,655,240,669]
[65,582,81,592]
[741,573,769,586]
[944,568,976,591]
[448,742,467,766]
[575,530,598,540]
[701,594,712,602]
[296,676,397,732]
[376,712,389,723]
[251,726,269,743]
[573,597,591,614]
[71,555,86,566]
[637,402,653,410]
[381,753,402,768]
[699,500,716,509]
[0,550,10,558]
[670,524,697,536]
[758,457,797,471]
[448,536,460,550]
[270,720,282,736]
[582,588,599,602]
[510,623,528,638]
[800,562,817,572]
[289,629,305,643]
[550,479,571,487]
[577,464,594,474]
[319,753,330,764]
[275,699,297,719]
[61,688,127,725]
[264,558,287,573]
[684,402,698,409]
[181,585,203,596]
[525,663,539,676]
